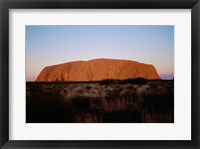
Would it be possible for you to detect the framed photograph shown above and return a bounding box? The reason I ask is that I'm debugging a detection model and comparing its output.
[0,0,199,148]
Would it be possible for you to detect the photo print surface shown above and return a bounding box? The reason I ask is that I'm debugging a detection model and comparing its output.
[26,26,174,123]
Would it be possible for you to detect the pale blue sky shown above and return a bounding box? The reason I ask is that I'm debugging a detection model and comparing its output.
[26,25,174,81]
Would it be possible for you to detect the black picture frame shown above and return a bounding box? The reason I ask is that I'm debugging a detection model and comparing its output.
[0,0,199,148]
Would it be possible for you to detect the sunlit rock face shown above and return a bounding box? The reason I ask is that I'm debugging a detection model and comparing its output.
[36,58,160,81]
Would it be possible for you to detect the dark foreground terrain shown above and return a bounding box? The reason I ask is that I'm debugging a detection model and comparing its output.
[26,79,174,123]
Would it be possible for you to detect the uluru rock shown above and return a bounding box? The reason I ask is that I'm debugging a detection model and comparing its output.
[36,58,160,81]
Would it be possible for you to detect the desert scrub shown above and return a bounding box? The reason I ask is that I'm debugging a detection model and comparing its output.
[141,108,174,123]
[26,80,174,123]
[72,112,102,123]
[141,92,174,123]
[102,89,141,112]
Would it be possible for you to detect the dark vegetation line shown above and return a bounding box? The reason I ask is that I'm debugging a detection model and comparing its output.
[27,77,173,84]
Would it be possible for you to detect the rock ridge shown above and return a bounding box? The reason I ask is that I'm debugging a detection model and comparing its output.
[36,58,160,81]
